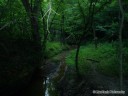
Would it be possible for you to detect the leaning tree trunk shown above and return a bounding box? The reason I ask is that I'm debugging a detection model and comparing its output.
[118,0,124,90]
[75,0,96,78]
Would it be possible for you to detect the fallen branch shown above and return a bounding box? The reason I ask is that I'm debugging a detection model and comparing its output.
[86,58,100,63]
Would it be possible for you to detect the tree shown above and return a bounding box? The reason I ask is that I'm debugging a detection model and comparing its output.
[118,0,124,90]
[75,0,97,77]
[60,0,65,44]
[75,0,112,77]
[21,0,43,66]
[21,0,42,49]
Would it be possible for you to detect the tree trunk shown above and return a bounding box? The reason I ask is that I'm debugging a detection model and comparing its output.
[75,41,81,78]
[118,0,124,90]
[75,0,96,78]
[60,0,65,44]
[30,16,41,44]
[21,0,42,66]
[41,9,48,63]
[93,27,98,49]
[21,0,41,43]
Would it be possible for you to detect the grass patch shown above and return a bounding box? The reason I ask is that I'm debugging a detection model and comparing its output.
[66,43,128,77]
[45,42,67,58]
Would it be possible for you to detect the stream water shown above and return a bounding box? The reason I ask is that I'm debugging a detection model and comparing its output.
[10,52,68,96]
[14,63,66,96]
[13,73,59,96]
[44,77,59,96]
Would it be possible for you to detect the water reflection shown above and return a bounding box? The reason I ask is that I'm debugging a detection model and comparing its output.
[44,77,58,96]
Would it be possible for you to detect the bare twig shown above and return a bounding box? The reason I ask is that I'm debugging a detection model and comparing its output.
[0,19,17,31]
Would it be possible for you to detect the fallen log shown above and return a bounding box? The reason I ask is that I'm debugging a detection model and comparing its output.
[86,58,100,63]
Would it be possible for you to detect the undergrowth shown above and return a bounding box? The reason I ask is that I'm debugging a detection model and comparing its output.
[45,42,67,58]
[66,43,128,77]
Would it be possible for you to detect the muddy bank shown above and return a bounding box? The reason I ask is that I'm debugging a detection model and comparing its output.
[8,51,69,96]
[41,51,69,96]
[58,66,128,96]
[3,49,128,96]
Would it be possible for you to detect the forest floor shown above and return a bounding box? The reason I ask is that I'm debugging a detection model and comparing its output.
[41,49,128,96]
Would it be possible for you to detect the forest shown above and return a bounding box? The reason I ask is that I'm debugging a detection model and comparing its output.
[0,0,128,96]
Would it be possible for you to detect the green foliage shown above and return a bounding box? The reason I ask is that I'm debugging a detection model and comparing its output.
[0,0,128,95]
[64,1,85,44]
[66,43,128,77]
[0,0,32,40]
[45,42,64,58]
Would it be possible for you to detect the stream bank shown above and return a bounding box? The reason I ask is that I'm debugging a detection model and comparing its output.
[9,51,69,96]
[7,49,128,96]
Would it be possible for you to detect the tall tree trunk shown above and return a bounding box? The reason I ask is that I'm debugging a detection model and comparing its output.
[41,9,48,63]
[21,0,42,66]
[60,0,65,44]
[49,4,60,41]
[30,16,41,45]
[75,40,82,78]
[93,27,98,49]
[118,0,124,90]
[21,0,41,43]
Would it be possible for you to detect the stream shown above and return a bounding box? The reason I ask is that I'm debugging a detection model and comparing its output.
[7,51,67,96]
[44,77,58,96]
[20,76,59,96]
[12,51,68,96]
